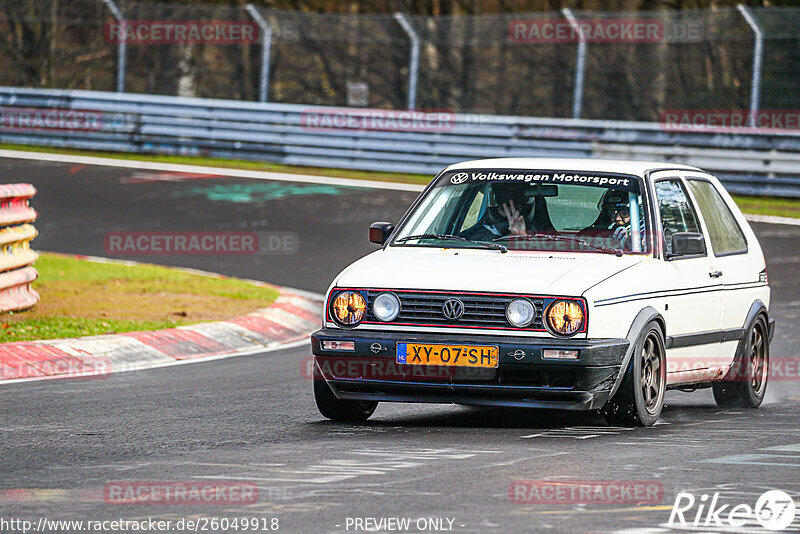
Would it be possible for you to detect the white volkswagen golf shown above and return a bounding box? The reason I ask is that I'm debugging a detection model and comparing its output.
[312,158,774,426]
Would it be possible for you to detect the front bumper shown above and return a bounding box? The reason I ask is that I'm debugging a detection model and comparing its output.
[311,329,629,411]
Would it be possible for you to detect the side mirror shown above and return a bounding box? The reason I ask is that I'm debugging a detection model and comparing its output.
[369,222,394,245]
[668,232,706,258]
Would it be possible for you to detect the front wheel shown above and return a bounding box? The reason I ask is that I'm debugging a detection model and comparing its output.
[313,363,377,422]
[602,321,666,427]
[713,316,768,408]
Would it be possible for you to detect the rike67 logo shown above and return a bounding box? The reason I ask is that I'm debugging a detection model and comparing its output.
[668,490,796,531]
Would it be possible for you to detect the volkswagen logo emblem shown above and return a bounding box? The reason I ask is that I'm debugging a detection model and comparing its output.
[442,298,465,320]
[450,172,469,184]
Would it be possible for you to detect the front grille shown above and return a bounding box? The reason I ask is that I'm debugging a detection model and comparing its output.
[365,290,544,330]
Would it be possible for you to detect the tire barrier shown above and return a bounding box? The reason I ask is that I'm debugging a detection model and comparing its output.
[0,183,39,313]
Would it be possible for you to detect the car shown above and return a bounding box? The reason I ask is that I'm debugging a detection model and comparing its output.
[311,158,774,426]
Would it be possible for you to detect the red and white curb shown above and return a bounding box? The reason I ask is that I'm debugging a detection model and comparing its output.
[0,289,323,385]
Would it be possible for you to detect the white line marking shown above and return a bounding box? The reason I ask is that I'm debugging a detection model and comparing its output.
[0,149,427,192]
[6,149,800,226]
[196,448,497,485]
[762,443,800,452]
[745,213,800,226]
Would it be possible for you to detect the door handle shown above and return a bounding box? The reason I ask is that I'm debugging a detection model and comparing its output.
[709,270,723,278]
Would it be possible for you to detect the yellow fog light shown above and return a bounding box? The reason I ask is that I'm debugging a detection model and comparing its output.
[546,300,585,336]
[331,291,367,327]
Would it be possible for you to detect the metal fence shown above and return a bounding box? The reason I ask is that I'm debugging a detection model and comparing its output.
[1,1,799,123]
[2,87,799,197]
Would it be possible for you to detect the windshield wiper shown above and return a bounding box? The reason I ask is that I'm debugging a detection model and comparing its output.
[396,233,507,253]
[493,233,624,257]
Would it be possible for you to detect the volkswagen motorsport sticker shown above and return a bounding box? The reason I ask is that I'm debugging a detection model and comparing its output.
[440,169,639,191]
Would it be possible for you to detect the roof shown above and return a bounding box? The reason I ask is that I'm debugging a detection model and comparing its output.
[445,158,702,177]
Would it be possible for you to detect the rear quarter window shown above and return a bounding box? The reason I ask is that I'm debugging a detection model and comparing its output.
[687,179,747,255]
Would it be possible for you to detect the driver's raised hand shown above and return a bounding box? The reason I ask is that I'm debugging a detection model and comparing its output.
[502,200,527,235]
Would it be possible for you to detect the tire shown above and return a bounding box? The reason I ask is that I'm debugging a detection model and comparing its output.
[713,316,768,409]
[313,361,378,422]
[602,321,666,427]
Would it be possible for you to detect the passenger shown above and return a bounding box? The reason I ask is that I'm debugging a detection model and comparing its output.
[609,199,646,251]
[578,190,645,251]
[579,190,628,236]
[612,206,632,242]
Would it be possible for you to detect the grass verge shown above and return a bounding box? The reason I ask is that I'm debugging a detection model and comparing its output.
[2,143,799,218]
[727,195,800,219]
[0,253,279,343]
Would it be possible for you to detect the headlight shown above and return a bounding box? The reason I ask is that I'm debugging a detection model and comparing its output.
[373,292,401,322]
[331,291,366,326]
[546,300,585,336]
[506,298,535,328]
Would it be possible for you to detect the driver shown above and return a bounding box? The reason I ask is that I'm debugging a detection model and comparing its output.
[462,183,533,241]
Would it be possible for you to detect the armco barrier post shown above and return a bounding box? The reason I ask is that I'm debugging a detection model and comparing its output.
[0,184,40,313]
[102,0,127,93]
[394,12,420,110]
[246,5,273,103]
[737,4,764,128]
[561,8,587,119]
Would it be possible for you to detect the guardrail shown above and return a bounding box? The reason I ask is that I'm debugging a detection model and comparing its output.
[1,87,800,196]
[0,183,39,313]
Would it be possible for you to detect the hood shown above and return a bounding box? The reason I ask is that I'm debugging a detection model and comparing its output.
[335,246,644,297]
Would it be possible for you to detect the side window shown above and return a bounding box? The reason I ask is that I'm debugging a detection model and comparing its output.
[654,179,702,256]
[687,179,747,255]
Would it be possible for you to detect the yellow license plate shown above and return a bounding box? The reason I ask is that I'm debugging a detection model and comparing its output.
[396,343,499,368]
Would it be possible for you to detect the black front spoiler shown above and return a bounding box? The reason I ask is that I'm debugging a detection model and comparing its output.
[312,329,628,411]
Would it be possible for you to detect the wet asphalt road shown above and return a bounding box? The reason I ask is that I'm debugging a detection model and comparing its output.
[1,157,799,534]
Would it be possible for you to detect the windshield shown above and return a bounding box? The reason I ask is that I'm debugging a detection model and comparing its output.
[393,169,649,254]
